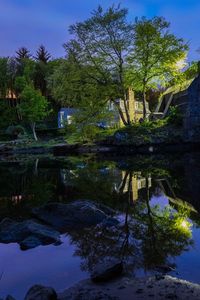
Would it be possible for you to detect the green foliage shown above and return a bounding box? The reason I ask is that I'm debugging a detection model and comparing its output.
[126,16,188,117]
[167,106,183,126]
[127,17,188,91]
[0,57,9,98]
[59,5,134,126]
[0,102,17,129]
[14,76,27,95]
[18,85,49,123]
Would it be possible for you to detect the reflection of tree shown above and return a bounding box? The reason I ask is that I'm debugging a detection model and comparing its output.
[69,175,193,275]
[0,160,59,219]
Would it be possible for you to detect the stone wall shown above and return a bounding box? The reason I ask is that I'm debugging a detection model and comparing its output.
[184,75,200,141]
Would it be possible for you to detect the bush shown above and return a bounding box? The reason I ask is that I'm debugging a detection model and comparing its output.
[5,125,26,138]
[166,106,183,126]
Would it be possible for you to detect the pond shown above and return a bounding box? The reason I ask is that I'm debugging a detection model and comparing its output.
[1,153,200,299]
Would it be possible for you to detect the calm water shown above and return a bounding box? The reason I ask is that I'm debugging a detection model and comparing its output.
[1,153,200,299]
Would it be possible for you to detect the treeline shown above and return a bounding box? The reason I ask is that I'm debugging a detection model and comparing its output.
[0,5,199,139]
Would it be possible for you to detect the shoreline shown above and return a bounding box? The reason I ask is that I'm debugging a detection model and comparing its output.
[57,275,200,300]
[1,140,200,157]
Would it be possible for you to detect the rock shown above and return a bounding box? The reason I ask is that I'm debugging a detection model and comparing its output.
[5,296,16,300]
[19,236,44,250]
[32,200,113,231]
[0,218,61,249]
[91,258,123,282]
[154,264,176,274]
[101,217,119,228]
[24,285,57,300]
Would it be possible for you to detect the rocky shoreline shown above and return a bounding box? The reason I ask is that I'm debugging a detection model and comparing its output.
[4,275,200,300]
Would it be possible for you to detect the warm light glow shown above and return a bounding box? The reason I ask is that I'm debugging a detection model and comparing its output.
[180,220,188,229]
[175,58,187,70]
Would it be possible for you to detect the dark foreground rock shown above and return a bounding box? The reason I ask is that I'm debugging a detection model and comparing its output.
[58,275,200,300]
[91,258,123,282]
[5,296,16,300]
[0,218,61,250]
[24,285,57,300]
[32,200,116,231]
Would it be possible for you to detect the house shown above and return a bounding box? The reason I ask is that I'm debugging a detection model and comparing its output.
[58,88,146,128]
[58,108,77,128]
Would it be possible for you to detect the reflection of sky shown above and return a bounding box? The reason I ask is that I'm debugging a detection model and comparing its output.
[0,0,199,60]
[150,193,169,209]
[0,235,87,299]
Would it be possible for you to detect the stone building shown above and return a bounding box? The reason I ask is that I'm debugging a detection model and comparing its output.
[153,74,200,141]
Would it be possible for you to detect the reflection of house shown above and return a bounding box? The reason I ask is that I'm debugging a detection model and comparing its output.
[155,178,197,213]
[117,171,152,202]
[58,88,146,128]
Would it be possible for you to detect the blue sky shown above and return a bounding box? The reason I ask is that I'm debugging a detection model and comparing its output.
[0,0,200,61]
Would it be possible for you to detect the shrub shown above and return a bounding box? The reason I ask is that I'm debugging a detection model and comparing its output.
[5,125,26,138]
[167,106,183,126]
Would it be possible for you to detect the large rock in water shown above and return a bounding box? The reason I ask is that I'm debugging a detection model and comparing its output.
[0,218,61,250]
[24,285,57,300]
[32,200,114,231]
[91,258,123,282]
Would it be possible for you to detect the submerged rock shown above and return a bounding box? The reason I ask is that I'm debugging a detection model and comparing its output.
[24,285,57,300]
[32,200,115,231]
[0,218,61,249]
[91,258,123,282]
[5,296,16,300]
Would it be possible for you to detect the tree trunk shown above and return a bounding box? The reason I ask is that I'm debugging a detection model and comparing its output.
[142,90,147,119]
[111,100,128,126]
[30,122,38,141]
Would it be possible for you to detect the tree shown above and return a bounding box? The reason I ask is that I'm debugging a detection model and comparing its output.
[15,47,31,62]
[0,57,9,98]
[64,5,133,126]
[18,86,49,141]
[34,46,51,96]
[127,17,188,118]
[35,45,51,63]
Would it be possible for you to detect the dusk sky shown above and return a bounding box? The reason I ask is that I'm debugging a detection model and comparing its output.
[0,0,200,61]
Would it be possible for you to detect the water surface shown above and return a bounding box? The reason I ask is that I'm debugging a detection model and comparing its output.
[1,153,200,299]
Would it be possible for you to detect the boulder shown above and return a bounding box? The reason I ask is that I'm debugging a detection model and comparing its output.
[0,218,61,249]
[154,264,176,274]
[24,285,57,300]
[5,296,16,300]
[32,200,114,231]
[91,258,123,282]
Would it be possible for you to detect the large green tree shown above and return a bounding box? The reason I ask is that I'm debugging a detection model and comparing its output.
[127,17,188,118]
[63,5,133,125]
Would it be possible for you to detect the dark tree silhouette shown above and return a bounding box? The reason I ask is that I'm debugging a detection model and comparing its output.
[35,45,51,63]
[15,47,31,62]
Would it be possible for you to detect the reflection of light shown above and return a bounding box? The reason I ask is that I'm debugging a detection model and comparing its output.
[175,218,191,235]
